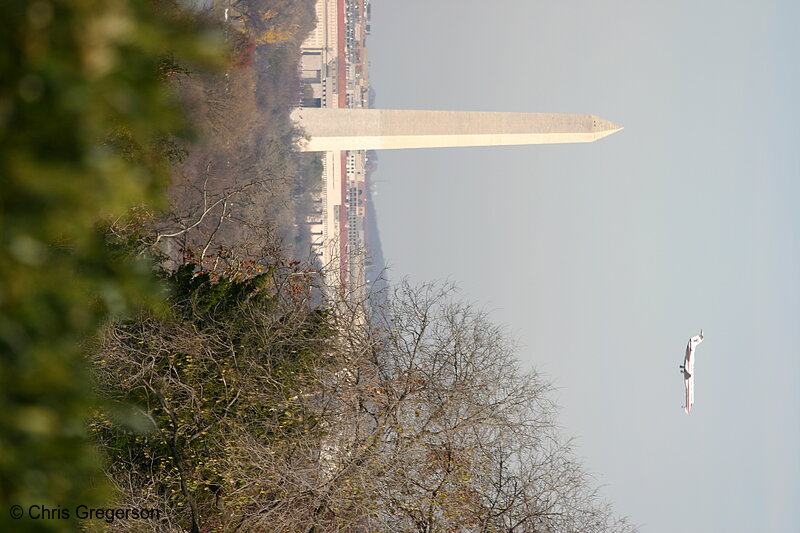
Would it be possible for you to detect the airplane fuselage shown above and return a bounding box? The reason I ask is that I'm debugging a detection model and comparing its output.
[681,333,703,414]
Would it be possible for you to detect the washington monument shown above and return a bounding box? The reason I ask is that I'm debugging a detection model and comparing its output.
[291,108,623,152]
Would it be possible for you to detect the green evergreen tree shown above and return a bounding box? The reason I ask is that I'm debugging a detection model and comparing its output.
[0,1,222,530]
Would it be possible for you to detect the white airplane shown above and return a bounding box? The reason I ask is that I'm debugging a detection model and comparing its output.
[679,330,704,414]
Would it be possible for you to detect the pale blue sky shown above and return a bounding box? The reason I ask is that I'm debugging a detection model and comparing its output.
[367,1,800,532]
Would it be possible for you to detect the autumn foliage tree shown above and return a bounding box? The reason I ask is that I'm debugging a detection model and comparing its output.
[90,275,636,532]
[90,259,334,532]
[301,282,638,533]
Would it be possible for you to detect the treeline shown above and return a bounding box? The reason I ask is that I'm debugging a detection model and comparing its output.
[0,0,314,531]
[1,1,636,532]
[160,0,322,271]
[90,266,636,532]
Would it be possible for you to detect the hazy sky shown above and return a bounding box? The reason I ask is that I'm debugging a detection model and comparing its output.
[366,1,800,532]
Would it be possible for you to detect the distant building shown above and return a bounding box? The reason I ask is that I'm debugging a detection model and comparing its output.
[300,0,374,294]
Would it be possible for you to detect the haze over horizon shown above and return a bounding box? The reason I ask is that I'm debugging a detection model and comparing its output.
[365,1,800,532]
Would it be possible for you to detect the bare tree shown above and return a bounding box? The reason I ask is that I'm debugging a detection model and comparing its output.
[291,280,637,533]
[90,273,635,533]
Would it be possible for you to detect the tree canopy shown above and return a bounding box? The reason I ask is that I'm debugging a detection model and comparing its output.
[1,1,636,532]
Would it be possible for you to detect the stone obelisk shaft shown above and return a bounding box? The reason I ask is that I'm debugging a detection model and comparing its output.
[291,108,623,152]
